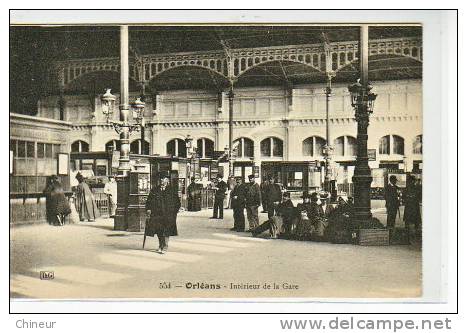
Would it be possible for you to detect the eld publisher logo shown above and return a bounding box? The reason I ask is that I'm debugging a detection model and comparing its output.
[40,271,54,280]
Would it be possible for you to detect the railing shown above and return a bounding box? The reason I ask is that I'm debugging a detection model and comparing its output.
[93,192,109,217]
[337,183,355,197]
[10,187,222,225]
[201,189,216,209]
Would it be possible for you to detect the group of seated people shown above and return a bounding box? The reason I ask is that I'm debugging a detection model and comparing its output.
[252,190,355,243]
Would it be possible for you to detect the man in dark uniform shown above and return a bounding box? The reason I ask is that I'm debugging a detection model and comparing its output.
[211,174,228,219]
[230,177,246,231]
[245,174,261,231]
[145,173,181,254]
[385,175,400,240]
[265,175,283,219]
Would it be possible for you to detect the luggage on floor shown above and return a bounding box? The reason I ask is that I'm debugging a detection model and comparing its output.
[269,215,283,238]
[251,215,283,238]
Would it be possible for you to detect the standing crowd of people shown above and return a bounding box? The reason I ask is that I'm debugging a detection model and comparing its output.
[224,174,345,242]
[42,170,421,250]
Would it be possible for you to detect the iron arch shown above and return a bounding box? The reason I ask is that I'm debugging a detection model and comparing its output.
[148,65,230,91]
[234,59,324,87]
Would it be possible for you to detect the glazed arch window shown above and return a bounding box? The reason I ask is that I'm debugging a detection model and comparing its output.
[379,135,405,155]
[393,135,405,155]
[302,136,325,157]
[105,140,121,152]
[260,137,283,158]
[379,135,391,155]
[71,140,89,153]
[167,138,187,158]
[233,137,254,158]
[130,139,150,155]
[196,138,214,158]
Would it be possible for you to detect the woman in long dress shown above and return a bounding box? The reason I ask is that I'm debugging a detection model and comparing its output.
[43,175,71,226]
[75,173,99,222]
[187,177,202,211]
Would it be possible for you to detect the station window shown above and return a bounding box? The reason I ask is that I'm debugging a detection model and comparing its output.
[334,136,357,156]
[196,138,214,158]
[10,140,61,177]
[167,139,186,157]
[17,140,26,158]
[379,135,391,155]
[233,137,254,158]
[334,137,345,156]
[105,140,121,152]
[261,137,283,158]
[26,141,35,158]
[130,139,150,155]
[302,136,325,157]
[37,143,45,158]
[393,136,404,155]
[71,140,89,153]
[379,135,405,155]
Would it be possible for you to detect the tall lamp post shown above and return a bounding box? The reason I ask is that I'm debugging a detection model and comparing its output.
[347,25,378,224]
[100,26,146,230]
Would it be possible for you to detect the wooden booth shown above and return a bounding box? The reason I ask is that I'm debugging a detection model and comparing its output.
[261,161,322,193]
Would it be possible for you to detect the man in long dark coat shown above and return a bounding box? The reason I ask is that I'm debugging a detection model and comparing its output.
[230,177,246,232]
[145,174,181,254]
[385,175,400,240]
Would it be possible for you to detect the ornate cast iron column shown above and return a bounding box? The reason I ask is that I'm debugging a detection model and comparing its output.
[101,26,146,231]
[113,25,131,230]
[323,42,336,194]
[118,25,131,176]
[228,85,235,177]
[349,25,377,223]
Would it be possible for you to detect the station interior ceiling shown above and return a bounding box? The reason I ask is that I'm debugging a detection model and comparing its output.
[10,25,422,114]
